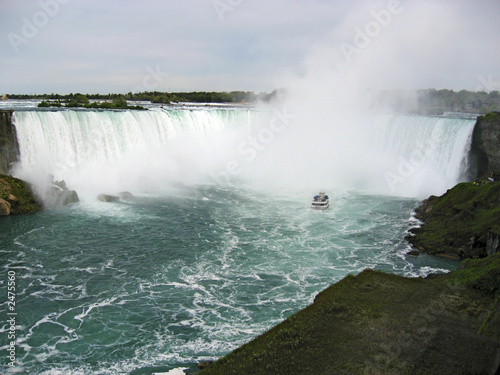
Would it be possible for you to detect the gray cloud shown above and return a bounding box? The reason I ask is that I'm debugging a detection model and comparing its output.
[1,0,499,94]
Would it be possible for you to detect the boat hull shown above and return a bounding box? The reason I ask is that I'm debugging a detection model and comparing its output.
[311,201,329,210]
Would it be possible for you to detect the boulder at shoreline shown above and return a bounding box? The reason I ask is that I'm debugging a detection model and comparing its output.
[0,174,41,215]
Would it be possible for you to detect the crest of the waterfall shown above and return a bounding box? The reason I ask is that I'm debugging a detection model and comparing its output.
[11,109,260,200]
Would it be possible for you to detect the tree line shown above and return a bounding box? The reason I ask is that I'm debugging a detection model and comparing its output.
[373,88,500,115]
[7,90,283,106]
[37,95,147,110]
[5,88,499,114]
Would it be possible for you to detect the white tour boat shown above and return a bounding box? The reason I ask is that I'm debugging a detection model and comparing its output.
[311,192,329,210]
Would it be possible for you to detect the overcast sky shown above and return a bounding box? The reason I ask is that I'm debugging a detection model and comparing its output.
[1,0,499,94]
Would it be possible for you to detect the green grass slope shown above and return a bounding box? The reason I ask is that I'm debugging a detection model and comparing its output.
[406,181,500,259]
[0,174,41,214]
[199,257,499,375]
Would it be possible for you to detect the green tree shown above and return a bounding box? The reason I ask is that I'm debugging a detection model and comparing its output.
[112,96,127,108]
[66,93,89,107]
[151,94,170,104]
[488,90,499,99]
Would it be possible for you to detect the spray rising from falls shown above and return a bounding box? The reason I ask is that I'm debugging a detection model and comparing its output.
[245,110,475,198]
[12,109,475,200]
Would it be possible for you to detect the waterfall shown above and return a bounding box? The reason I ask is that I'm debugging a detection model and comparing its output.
[12,109,257,198]
[370,115,475,197]
[12,109,475,199]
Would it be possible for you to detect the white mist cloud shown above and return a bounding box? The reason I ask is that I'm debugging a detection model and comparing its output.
[241,0,493,197]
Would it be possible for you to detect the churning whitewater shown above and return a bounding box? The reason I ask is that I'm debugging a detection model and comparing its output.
[2,107,475,374]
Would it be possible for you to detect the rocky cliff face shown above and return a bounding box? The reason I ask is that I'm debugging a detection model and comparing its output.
[470,111,500,178]
[406,181,500,259]
[0,110,19,175]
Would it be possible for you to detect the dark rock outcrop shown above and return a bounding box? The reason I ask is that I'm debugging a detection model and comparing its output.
[470,111,500,178]
[0,174,41,215]
[118,191,135,200]
[98,192,136,203]
[43,177,79,208]
[0,110,20,175]
[0,197,11,215]
[98,194,120,202]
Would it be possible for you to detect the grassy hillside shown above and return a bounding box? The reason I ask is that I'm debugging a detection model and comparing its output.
[406,181,500,259]
[0,174,41,214]
[198,255,499,374]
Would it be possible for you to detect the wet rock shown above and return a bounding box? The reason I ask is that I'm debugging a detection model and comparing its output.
[470,111,500,178]
[62,189,79,205]
[118,191,134,200]
[44,177,79,208]
[0,197,11,215]
[0,110,20,175]
[98,194,120,202]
